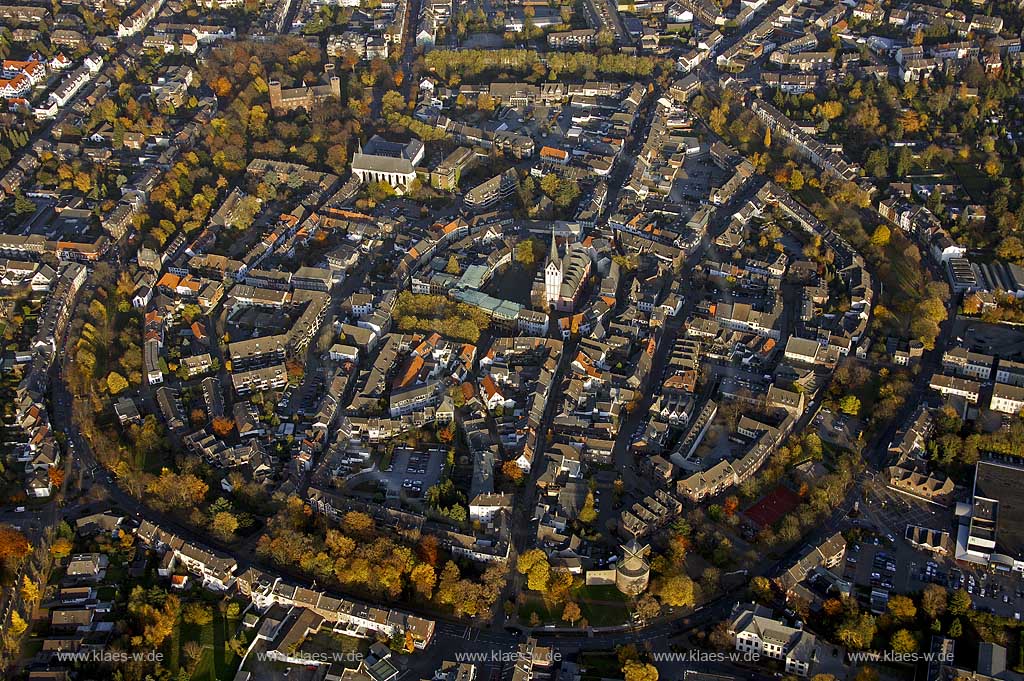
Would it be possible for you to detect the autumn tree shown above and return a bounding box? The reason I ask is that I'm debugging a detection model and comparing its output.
[635,594,661,621]
[417,535,440,565]
[127,587,180,649]
[723,496,739,517]
[211,416,235,437]
[434,561,461,606]
[789,169,805,191]
[578,491,597,524]
[623,661,659,681]
[920,584,948,619]
[997,236,1024,263]
[437,424,456,444]
[891,629,917,654]
[502,460,525,482]
[183,602,213,626]
[20,574,40,604]
[838,395,861,416]
[211,511,239,540]
[517,549,551,592]
[948,618,963,638]
[106,371,129,395]
[708,621,734,650]
[562,601,582,625]
[8,611,27,642]
[836,612,876,650]
[0,525,31,569]
[870,224,891,248]
[887,594,917,623]
[547,568,574,603]
[48,467,65,489]
[342,510,375,538]
[656,574,695,607]
[146,469,208,512]
[411,563,437,599]
[185,640,204,664]
[51,537,73,559]
[750,575,773,602]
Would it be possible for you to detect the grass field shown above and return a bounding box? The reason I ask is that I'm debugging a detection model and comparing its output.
[168,601,243,681]
[950,161,992,203]
[518,583,631,627]
[578,651,623,678]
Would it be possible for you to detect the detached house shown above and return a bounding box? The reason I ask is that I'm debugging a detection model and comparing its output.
[729,603,821,676]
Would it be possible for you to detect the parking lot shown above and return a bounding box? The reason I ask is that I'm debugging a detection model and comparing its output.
[946,565,1024,618]
[814,409,863,450]
[862,473,947,535]
[378,447,445,501]
[843,542,912,593]
[847,472,1024,619]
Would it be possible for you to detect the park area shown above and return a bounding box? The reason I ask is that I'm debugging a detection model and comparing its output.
[518,583,632,628]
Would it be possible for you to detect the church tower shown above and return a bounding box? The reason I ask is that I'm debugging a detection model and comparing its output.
[544,228,562,307]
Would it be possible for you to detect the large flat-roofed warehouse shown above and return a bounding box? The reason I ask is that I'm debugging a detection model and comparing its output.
[956,458,1024,571]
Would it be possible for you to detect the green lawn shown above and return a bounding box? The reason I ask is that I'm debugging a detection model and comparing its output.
[519,584,631,627]
[578,652,623,677]
[950,161,992,203]
[171,603,243,681]
[577,599,630,626]
[519,594,557,624]
[794,185,829,209]
[574,584,628,603]
[884,237,924,305]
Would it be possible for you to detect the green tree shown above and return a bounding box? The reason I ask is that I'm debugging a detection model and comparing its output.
[181,304,202,323]
[947,618,962,638]
[788,169,804,191]
[838,395,861,416]
[948,589,971,616]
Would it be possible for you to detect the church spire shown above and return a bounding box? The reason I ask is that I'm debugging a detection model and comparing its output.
[547,227,559,268]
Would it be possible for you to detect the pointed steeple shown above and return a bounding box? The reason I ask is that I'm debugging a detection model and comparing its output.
[547,227,560,269]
